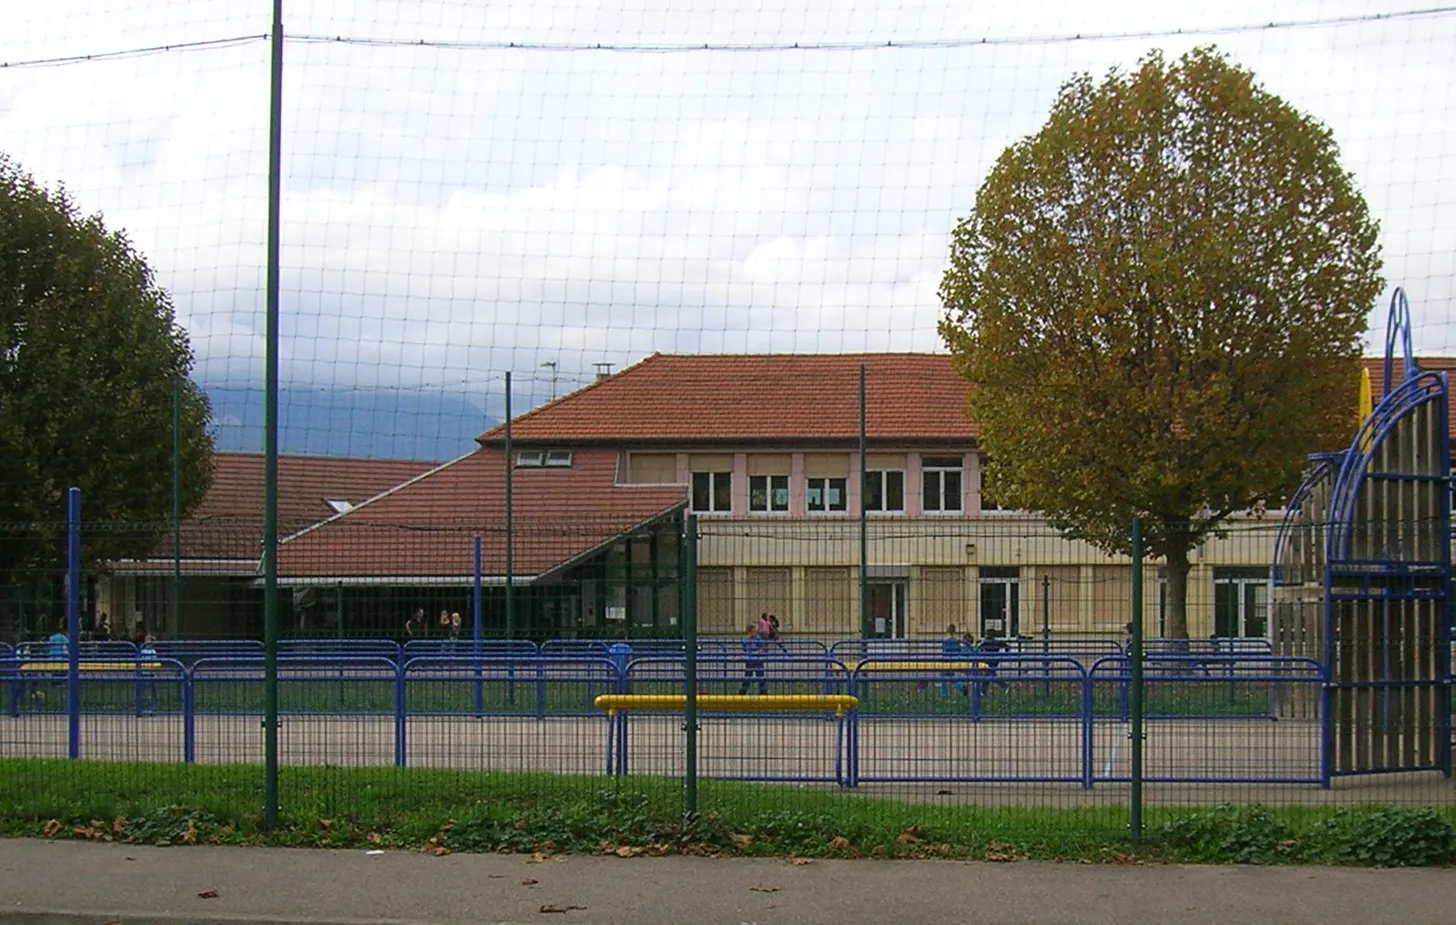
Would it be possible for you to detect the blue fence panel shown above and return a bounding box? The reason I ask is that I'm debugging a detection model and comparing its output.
[152,640,265,665]
[401,657,619,774]
[1142,638,1274,657]
[617,656,852,783]
[278,639,402,660]
[846,655,1091,788]
[189,656,401,768]
[1090,655,1324,784]
[16,640,139,660]
[403,639,539,659]
[3,657,187,761]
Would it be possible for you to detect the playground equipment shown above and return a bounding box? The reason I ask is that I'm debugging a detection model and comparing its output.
[1272,288,1452,782]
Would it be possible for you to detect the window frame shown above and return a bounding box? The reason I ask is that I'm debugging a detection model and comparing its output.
[805,476,849,514]
[516,449,545,468]
[691,470,733,514]
[921,456,964,514]
[863,469,905,514]
[748,474,790,513]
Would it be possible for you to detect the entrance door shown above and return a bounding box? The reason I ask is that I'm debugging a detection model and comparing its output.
[979,569,1020,639]
[866,581,907,639]
[1213,568,1269,638]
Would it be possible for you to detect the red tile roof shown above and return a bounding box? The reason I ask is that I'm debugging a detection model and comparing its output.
[1361,357,1456,441]
[276,449,687,581]
[479,352,1456,448]
[113,453,436,573]
[479,353,976,445]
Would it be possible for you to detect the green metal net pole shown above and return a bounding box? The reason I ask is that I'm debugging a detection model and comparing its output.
[262,0,284,831]
[172,378,182,639]
[683,514,698,816]
[1130,516,1145,851]
[858,364,868,638]
[504,371,514,641]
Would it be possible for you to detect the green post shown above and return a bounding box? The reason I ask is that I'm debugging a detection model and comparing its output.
[262,0,285,831]
[504,371,514,641]
[858,364,868,638]
[172,378,182,639]
[1130,517,1145,851]
[682,514,698,816]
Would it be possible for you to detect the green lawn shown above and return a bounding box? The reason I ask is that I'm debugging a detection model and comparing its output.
[1,758,1452,865]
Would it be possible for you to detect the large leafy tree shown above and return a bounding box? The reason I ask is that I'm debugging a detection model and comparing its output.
[1,154,213,581]
[938,48,1383,638]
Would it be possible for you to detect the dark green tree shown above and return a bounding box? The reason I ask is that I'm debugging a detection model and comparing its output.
[938,48,1383,638]
[0,153,213,583]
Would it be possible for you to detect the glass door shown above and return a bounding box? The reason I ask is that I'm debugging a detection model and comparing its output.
[866,581,907,639]
[979,570,1020,639]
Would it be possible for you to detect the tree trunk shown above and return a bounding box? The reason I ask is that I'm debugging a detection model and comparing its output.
[1163,542,1192,641]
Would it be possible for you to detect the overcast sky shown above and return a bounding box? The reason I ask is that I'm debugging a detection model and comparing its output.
[4,0,1455,424]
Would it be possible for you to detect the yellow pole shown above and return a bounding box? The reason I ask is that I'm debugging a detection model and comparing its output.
[1358,366,1373,455]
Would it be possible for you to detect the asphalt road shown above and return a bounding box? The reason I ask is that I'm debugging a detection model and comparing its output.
[2,839,1455,925]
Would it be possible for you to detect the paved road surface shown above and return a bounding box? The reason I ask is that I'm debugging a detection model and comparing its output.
[2,839,1454,925]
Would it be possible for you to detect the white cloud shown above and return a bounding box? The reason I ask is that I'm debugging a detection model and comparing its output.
[2,0,1455,417]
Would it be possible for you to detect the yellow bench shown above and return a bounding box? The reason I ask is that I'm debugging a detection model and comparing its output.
[19,662,163,673]
[594,693,859,716]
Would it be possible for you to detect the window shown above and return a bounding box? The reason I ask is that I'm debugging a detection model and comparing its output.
[1214,568,1268,638]
[806,477,847,512]
[863,470,905,512]
[691,471,733,513]
[324,498,353,514]
[518,449,572,468]
[922,456,963,512]
[749,474,789,512]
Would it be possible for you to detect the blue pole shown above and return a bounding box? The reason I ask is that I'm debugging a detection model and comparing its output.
[473,535,483,717]
[66,487,81,760]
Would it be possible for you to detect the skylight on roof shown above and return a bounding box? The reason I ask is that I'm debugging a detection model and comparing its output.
[325,498,354,514]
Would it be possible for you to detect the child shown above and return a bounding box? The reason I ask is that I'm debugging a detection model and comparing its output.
[737,623,768,695]
[938,624,960,697]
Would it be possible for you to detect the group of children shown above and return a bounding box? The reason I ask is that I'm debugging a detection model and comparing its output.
[938,623,1009,697]
[403,608,463,641]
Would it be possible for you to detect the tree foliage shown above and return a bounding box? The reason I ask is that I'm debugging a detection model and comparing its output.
[0,154,214,577]
[938,48,1383,637]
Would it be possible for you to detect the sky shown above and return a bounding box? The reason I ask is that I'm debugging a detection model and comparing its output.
[3,1,1456,456]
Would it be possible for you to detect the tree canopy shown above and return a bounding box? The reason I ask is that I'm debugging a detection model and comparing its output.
[0,154,214,578]
[938,47,1383,638]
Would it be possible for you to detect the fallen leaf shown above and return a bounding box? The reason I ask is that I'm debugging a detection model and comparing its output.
[527,852,549,863]
[113,817,128,834]
[788,857,813,866]
[749,886,779,893]
[538,905,586,914]
[155,840,171,848]
[521,878,539,886]
[319,819,333,831]
[895,829,921,846]
[730,833,754,850]
[512,819,529,831]
[180,824,198,846]
[124,857,136,862]
[427,846,451,857]
[367,832,382,845]
[534,841,560,854]
[197,889,220,900]
[935,789,953,796]
[645,844,672,857]
[614,846,645,858]
[42,820,62,838]
[830,836,851,850]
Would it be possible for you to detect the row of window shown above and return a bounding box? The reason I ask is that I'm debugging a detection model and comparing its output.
[692,457,971,515]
